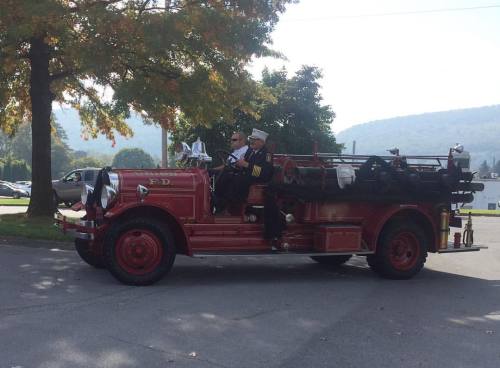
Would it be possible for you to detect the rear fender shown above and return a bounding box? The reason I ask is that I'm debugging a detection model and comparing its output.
[365,206,437,252]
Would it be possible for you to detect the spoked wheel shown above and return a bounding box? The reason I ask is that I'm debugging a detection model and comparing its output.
[368,222,427,279]
[104,218,176,285]
[310,255,352,266]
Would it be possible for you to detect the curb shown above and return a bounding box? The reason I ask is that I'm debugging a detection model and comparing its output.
[0,236,74,250]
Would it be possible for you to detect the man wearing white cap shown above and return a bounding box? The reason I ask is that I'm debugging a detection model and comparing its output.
[214,128,273,212]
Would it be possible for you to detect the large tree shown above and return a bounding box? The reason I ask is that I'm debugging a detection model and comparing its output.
[112,147,155,168]
[173,66,341,161]
[478,160,491,178]
[0,119,73,179]
[0,0,292,216]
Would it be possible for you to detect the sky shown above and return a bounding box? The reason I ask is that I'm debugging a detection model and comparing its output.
[249,0,500,133]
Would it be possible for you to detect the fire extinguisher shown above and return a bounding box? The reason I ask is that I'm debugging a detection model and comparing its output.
[462,212,474,247]
[439,209,449,249]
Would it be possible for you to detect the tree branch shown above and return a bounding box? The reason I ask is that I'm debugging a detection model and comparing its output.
[50,70,77,81]
[68,0,123,13]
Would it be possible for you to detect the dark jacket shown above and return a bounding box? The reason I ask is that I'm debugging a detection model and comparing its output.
[243,146,274,183]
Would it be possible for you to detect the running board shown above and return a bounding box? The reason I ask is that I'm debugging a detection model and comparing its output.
[192,250,375,258]
[437,245,487,253]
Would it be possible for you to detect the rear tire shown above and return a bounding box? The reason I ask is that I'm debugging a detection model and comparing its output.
[75,238,105,269]
[103,218,176,285]
[310,255,352,266]
[369,222,427,279]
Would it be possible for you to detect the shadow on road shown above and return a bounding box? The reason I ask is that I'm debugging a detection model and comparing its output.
[2,248,500,368]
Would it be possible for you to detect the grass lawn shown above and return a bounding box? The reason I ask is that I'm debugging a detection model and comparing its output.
[458,209,500,216]
[0,213,72,241]
[0,198,30,206]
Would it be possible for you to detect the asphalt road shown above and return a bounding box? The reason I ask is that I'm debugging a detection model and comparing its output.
[1,217,499,368]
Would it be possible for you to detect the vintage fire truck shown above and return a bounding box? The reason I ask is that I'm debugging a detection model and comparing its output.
[55,141,485,285]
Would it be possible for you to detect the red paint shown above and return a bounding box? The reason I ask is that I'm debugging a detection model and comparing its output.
[387,231,421,271]
[56,154,475,262]
[115,229,163,275]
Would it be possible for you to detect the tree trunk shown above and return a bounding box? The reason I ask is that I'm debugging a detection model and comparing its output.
[27,37,54,217]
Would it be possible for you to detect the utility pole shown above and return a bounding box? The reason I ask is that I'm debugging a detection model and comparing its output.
[352,140,356,155]
[161,0,172,168]
[161,128,168,167]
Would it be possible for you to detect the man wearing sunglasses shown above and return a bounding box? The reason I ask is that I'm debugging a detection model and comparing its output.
[214,128,273,213]
[212,132,248,171]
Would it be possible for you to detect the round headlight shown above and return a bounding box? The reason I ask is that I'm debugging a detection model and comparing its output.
[81,184,94,205]
[101,185,117,209]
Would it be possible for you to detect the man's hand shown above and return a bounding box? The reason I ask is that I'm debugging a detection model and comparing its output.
[236,159,249,168]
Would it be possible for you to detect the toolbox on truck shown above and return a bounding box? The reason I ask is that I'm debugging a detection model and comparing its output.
[313,225,362,252]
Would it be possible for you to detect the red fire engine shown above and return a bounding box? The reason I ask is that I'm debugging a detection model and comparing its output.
[55,142,485,285]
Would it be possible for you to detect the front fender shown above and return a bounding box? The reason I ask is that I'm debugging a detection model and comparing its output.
[104,203,192,256]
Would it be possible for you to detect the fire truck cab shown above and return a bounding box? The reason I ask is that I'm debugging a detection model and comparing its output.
[55,141,485,285]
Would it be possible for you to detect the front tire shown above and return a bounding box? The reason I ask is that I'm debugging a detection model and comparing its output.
[103,218,176,285]
[310,255,352,266]
[75,238,105,269]
[368,222,427,279]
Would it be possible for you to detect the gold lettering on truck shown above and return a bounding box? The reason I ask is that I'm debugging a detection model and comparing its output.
[149,178,170,186]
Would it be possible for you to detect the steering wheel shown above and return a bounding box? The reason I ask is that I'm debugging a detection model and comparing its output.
[215,150,240,170]
[211,150,242,194]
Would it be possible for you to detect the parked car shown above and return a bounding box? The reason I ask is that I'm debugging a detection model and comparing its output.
[0,182,30,198]
[52,168,101,207]
[15,181,32,196]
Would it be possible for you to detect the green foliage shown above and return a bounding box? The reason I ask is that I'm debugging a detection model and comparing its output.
[51,141,73,179]
[112,148,155,169]
[70,156,107,170]
[493,160,500,175]
[172,66,341,159]
[0,156,31,181]
[0,119,76,178]
[479,160,491,178]
[0,214,72,241]
[1,0,293,137]
[1,0,294,215]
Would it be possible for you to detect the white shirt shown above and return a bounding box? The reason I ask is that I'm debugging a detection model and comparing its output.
[228,145,248,163]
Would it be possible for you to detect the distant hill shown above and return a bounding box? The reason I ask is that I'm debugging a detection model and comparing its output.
[54,108,162,160]
[336,105,500,169]
[55,105,500,170]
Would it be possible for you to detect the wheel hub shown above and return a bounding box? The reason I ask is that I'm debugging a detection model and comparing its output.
[389,232,420,271]
[116,230,163,275]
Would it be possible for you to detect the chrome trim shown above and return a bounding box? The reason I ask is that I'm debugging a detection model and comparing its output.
[75,231,94,240]
[101,185,117,209]
[108,172,119,191]
[137,184,149,202]
[79,220,95,228]
[54,213,81,225]
[81,184,94,205]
